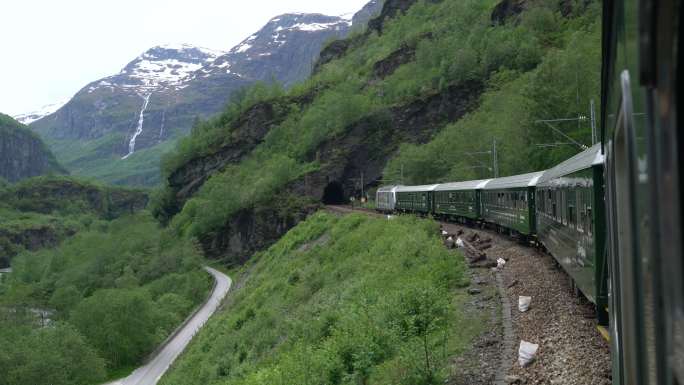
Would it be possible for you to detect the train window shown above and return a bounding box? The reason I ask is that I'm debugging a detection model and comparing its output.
[559,190,564,221]
[513,192,517,209]
[587,207,593,236]
[568,205,575,228]
[563,190,568,225]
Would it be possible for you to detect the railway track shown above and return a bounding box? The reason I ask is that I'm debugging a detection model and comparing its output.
[326,205,611,384]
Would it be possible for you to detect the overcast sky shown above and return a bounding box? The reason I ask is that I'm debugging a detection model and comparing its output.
[0,0,369,116]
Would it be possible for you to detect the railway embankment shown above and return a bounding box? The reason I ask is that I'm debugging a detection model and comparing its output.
[440,222,611,385]
[327,205,612,385]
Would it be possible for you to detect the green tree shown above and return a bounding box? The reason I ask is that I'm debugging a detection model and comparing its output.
[48,285,82,317]
[0,322,106,385]
[70,288,161,367]
[393,284,450,383]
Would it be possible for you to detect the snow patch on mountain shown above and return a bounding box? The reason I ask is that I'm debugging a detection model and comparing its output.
[14,100,67,125]
[290,21,350,31]
[87,44,225,95]
[234,43,252,53]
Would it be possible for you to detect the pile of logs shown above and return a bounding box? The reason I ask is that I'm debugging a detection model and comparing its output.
[441,226,498,268]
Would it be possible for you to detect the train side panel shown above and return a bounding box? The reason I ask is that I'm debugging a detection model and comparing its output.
[482,187,535,235]
[433,190,479,219]
[536,167,605,309]
[396,191,433,213]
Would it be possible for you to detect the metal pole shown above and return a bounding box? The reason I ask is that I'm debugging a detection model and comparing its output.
[492,139,499,178]
[400,164,404,185]
[361,172,364,200]
[590,99,597,145]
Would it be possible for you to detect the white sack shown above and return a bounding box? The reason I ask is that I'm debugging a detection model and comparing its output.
[518,340,539,367]
[455,238,465,248]
[497,258,506,268]
[518,296,532,312]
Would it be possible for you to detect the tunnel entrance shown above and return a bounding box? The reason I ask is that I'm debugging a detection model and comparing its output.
[322,181,346,205]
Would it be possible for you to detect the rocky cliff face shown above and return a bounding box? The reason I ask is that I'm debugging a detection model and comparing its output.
[159,26,484,265]
[0,113,66,183]
[192,80,483,264]
[351,0,385,28]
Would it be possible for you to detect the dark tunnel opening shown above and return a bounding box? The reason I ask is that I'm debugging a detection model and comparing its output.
[322,181,346,205]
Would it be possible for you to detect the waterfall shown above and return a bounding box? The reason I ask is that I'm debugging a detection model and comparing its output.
[159,109,166,141]
[122,93,152,160]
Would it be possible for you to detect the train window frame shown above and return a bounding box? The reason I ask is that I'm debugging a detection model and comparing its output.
[577,189,585,233]
[587,206,593,236]
[568,204,576,228]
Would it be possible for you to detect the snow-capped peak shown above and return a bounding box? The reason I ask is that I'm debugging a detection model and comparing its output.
[13,100,67,125]
[226,13,351,56]
[155,43,226,58]
[87,44,225,94]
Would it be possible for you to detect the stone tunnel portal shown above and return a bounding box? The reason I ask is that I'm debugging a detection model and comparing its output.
[322,181,346,205]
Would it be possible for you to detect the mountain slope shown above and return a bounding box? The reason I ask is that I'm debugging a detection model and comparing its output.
[152,0,601,266]
[29,11,365,187]
[0,113,66,183]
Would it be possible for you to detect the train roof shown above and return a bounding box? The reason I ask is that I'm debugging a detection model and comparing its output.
[434,179,492,191]
[484,172,545,190]
[395,184,440,193]
[376,185,402,193]
[538,144,604,185]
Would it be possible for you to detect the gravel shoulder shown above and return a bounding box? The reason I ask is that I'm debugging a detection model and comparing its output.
[441,222,611,385]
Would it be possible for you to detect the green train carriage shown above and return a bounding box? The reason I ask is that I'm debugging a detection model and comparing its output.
[394,184,439,214]
[433,179,491,222]
[535,144,608,325]
[481,172,544,236]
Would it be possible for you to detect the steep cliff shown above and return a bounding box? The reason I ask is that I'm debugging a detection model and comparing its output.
[0,113,66,182]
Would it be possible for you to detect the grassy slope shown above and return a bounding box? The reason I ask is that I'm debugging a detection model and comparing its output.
[47,135,176,187]
[161,212,483,385]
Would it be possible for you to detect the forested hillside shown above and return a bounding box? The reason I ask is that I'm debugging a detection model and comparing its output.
[0,176,147,269]
[0,175,216,385]
[0,113,65,183]
[0,210,212,384]
[152,0,601,266]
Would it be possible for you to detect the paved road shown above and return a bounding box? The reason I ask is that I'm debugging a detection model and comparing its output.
[105,267,231,385]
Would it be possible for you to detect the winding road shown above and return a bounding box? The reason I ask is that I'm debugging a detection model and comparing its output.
[106,267,231,385]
